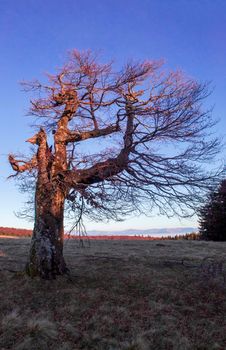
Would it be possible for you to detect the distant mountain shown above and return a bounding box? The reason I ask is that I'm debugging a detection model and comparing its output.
[86,227,197,237]
[0,226,197,238]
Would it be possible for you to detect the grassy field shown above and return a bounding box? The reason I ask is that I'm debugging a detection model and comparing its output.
[0,237,226,349]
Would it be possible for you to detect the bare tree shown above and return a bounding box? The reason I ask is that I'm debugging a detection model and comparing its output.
[9,50,220,279]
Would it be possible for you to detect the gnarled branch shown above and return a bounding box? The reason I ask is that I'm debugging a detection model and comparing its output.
[8,154,37,173]
[64,124,120,143]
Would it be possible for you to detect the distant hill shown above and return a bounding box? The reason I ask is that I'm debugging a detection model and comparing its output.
[0,226,197,238]
[86,227,197,237]
[0,226,32,237]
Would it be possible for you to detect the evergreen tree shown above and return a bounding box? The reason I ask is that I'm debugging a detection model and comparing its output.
[199,179,226,241]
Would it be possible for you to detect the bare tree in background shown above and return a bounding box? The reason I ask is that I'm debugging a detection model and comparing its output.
[9,50,220,279]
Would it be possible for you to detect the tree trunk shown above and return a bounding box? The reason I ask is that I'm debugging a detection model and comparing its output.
[26,184,69,279]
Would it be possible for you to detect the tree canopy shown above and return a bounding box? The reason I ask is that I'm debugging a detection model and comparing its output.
[10,50,220,223]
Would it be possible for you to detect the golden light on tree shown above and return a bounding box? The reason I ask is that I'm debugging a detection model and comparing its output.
[9,50,220,279]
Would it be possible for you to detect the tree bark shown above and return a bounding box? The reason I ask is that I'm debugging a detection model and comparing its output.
[26,184,68,279]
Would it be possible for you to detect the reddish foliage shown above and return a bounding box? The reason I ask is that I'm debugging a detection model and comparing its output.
[0,227,32,237]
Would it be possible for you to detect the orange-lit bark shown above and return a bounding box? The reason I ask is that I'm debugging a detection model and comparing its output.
[23,129,67,278]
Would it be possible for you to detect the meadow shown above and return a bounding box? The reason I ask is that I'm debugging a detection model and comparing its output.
[0,237,226,349]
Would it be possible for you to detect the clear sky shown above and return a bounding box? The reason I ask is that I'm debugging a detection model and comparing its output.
[0,0,225,231]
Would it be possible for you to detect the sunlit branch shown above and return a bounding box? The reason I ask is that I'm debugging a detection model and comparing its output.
[8,155,37,173]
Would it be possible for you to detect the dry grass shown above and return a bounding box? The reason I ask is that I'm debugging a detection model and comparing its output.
[0,237,226,349]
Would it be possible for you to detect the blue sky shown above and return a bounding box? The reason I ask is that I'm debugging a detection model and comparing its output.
[0,0,225,231]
